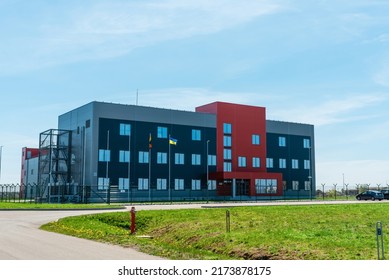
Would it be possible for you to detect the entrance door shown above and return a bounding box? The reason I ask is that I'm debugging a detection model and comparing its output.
[236,179,250,196]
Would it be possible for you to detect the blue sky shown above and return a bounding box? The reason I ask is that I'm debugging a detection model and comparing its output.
[1,0,389,187]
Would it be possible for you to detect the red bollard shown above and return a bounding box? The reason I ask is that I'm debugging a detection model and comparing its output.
[130,207,136,234]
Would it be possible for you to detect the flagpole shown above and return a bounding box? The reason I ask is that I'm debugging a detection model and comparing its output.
[106,130,110,204]
[128,128,131,202]
[168,134,171,201]
[149,138,151,202]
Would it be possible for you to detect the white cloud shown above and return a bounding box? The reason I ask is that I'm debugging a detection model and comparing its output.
[268,94,387,126]
[0,0,283,75]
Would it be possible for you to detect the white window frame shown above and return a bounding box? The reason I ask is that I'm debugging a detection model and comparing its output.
[139,151,149,163]
[174,179,184,190]
[118,178,129,190]
[238,156,246,167]
[138,178,149,190]
[208,180,217,190]
[157,126,168,138]
[98,149,110,162]
[157,152,167,164]
[120,123,131,136]
[191,179,201,190]
[252,134,260,145]
[98,177,109,190]
[157,178,167,190]
[279,136,286,147]
[266,158,274,168]
[208,155,216,166]
[253,157,260,168]
[279,158,286,169]
[175,153,185,165]
[223,123,232,134]
[192,129,201,141]
[224,136,232,147]
[192,154,201,165]
[119,150,130,163]
[292,159,299,169]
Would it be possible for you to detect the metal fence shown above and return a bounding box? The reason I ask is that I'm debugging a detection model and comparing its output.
[0,183,387,204]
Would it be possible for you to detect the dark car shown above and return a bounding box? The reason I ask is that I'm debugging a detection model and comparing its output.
[381,190,389,199]
[356,190,384,201]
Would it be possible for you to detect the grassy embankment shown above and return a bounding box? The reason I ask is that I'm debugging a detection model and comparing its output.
[41,203,389,260]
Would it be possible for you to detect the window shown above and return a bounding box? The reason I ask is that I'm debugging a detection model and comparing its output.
[266,158,274,168]
[304,138,311,148]
[98,177,109,190]
[175,153,185,165]
[208,180,217,190]
[157,152,167,164]
[157,126,168,138]
[99,149,110,162]
[119,151,130,163]
[120,123,131,136]
[305,181,311,191]
[192,129,201,141]
[252,134,260,145]
[157,178,167,190]
[292,159,299,169]
[174,179,184,190]
[139,151,149,163]
[304,160,311,169]
[224,162,232,172]
[279,158,286,169]
[138,178,149,190]
[238,156,246,167]
[208,155,216,166]
[192,154,201,165]
[191,179,201,190]
[292,181,299,190]
[253,157,260,168]
[223,136,232,147]
[279,136,286,147]
[224,149,232,160]
[118,178,129,190]
[223,123,232,134]
[255,179,277,194]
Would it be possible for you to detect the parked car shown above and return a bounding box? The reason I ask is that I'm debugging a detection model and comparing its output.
[381,190,389,199]
[356,190,384,201]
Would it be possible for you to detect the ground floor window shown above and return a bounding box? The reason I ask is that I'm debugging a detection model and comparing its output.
[305,181,311,191]
[157,178,167,190]
[255,179,277,194]
[175,179,184,190]
[191,179,201,190]
[138,178,149,190]
[118,178,129,190]
[98,177,109,190]
[208,180,217,190]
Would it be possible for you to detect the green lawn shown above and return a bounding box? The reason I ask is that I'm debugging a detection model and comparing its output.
[0,202,124,209]
[41,203,389,260]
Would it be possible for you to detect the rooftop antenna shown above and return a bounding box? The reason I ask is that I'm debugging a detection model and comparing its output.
[136,89,139,106]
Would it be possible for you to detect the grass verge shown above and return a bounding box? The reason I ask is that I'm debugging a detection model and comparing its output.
[41,203,389,260]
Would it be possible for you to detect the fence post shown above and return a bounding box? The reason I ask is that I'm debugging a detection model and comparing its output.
[376,221,385,260]
[226,210,231,233]
[130,207,136,234]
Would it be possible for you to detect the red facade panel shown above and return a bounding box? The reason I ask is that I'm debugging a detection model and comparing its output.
[197,102,283,197]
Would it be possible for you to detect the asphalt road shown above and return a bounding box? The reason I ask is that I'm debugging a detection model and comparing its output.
[0,209,164,260]
[0,200,385,260]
